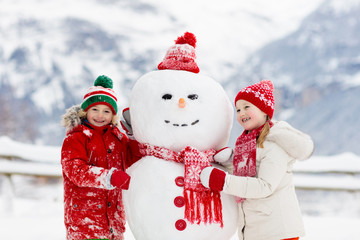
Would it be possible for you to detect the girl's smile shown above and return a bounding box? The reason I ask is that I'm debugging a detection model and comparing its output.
[236,100,267,131]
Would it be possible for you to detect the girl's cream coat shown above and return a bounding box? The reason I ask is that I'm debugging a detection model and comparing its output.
[224,121,314,240]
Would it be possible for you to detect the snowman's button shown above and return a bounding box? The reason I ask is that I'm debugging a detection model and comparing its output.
[175,219,187,231]
[175,176,185,187]
[174,196,185,208]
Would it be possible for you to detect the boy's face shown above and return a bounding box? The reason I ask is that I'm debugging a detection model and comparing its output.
[235,100,267,131]
[86,104,114,127]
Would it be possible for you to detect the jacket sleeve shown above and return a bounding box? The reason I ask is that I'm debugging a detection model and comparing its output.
[125,138,143,169]
[61,132,114,190]
[223,142,289,199]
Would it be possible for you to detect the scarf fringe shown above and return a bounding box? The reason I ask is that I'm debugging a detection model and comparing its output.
[184,189,223,227]
[140,143,223,227]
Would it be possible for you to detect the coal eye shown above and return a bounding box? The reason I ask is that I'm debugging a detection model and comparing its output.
[188,94,198,100]
[162,94,172,100]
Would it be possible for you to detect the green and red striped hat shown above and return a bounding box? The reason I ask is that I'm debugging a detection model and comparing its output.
[81,75,118,114]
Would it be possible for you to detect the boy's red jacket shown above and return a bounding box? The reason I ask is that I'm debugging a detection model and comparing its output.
[61,121,140,240]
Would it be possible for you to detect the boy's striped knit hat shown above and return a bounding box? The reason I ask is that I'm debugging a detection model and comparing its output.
[81,75,118,114]
[234,80,275,119]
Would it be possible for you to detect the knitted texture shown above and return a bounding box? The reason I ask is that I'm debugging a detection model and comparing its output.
[233,121,273,202]
[139,143,223,227]
[158,32,200,73]
[208,168,227,191]
[234,80,275,119]
[110,170,131,190]
[94,75,113,88]
[81,75,118,114]
[233,125,263,203]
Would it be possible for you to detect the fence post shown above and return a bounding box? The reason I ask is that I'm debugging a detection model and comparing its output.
[2,174,14,216]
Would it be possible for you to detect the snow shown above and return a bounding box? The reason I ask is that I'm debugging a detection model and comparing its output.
[294,152,360,173]
[0,0,325,96]
[0,160,61,177]
[1,137,360,239]
[129,70,233,152]
[125,69,237,239]
[1,197,360,240]
[329,0,360,15]
[294,174,360,191]
[0,136,60,163]
[1,1,359,237]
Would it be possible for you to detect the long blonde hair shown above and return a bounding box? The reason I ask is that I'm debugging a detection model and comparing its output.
[257,116,271,148]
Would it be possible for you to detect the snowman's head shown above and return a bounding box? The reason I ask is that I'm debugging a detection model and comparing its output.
[130,70,233,152]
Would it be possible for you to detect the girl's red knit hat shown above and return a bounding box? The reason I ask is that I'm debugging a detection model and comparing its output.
[234,80,275,119]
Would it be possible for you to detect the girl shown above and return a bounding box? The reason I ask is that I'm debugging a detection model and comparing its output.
[61,75,140,240]
[200,80,314,240]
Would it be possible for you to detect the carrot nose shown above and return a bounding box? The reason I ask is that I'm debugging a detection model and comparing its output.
[178,98,186,108]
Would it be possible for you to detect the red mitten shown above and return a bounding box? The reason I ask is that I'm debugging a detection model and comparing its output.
[111,170,131,190]
[200,167,226,191]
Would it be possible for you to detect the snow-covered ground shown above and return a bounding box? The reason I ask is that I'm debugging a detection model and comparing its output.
[1,136,360,239]
[1,195,360,240]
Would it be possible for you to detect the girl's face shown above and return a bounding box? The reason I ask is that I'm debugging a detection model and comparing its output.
[235,100,267,131]
[86,104,114,127]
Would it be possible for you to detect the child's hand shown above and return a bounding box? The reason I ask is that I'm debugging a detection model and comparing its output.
[120,107,133,136]
[200,167,226,191]
[213,147,233,163]
[111,170,131,190]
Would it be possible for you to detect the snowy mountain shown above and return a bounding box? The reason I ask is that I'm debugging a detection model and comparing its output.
[226,0,360,155]
[1,0,358,155]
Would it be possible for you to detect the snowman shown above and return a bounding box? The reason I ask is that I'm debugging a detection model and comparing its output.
[122,32,238,240]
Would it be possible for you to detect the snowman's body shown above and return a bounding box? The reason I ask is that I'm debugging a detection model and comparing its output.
[123,70,238,240]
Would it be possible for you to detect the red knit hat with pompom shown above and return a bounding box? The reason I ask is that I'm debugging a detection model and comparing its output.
[158,32,200,73]
[234,80,275,119]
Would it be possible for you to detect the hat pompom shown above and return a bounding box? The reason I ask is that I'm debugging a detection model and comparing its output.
[175,32,197,48]
[261,80,273,90]
[94,75,113,89]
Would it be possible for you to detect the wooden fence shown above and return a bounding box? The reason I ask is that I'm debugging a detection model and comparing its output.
[293,170,360,193]
[0,154,62,178]
[0,154,62,214]
[1,153,360,192]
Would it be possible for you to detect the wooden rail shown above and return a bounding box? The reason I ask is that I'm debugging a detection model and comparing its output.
[293,170,360,192]
[0,158,62,178]
[1,155,359,192]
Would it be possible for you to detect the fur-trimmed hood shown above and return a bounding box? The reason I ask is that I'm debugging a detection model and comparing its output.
[61,104,120,133]
[61,105,83,131]
[267,121,314,160]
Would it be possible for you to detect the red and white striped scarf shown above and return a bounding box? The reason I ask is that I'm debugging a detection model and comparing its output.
[139,143,223,227]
